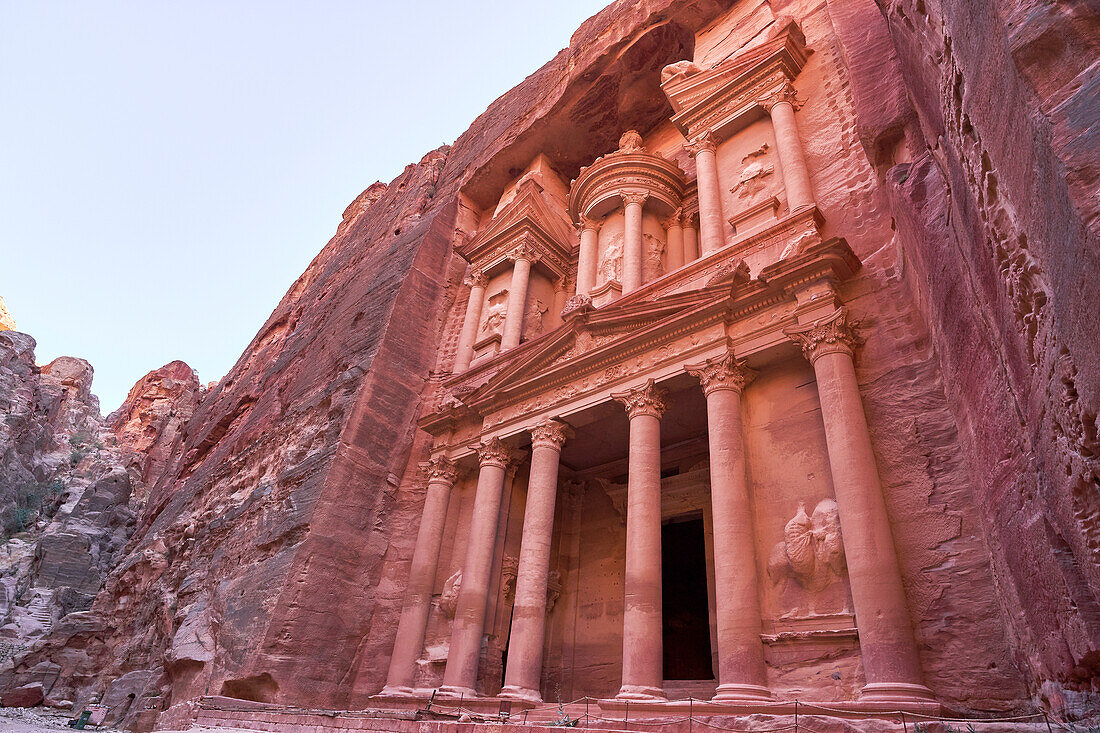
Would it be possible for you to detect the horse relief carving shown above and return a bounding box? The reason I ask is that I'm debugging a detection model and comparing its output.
[768,499,847,613]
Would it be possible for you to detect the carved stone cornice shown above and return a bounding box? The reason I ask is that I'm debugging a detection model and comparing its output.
[530,419,573,451]
[661,19,811,143]
[685,353,756,396]
[476,437,514,468]
[759,81,803,113]
[612,379,670,419]
[685,132,717,157]
[421,455,459,486]
[784,307,862,363]
[464,268,488,289]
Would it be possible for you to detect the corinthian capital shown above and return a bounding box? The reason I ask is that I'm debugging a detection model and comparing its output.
[784,307,862,363]
[685,353,756,396]
[612,379,670,419]
[576,215,603,234]
[476,437,514,468]
[621,192,649,207]
[508,238,541,263]
[464,268,488,289]
[685,131,717,157]
[760,81,803,113]
[421,455,458,485]
[530,419,573,451]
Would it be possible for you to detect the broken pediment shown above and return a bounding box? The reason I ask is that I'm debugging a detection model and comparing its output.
[661,18,811,142]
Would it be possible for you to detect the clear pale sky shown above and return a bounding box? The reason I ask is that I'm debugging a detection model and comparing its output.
[0,1,609,413]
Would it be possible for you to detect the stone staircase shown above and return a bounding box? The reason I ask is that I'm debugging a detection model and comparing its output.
[24,589,55,632]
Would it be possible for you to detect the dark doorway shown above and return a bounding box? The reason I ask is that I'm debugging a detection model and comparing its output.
[662,517,714,680]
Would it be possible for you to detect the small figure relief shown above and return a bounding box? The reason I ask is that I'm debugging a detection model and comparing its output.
[768,499,849,617]
[439,568,462,617]
[661,60,702,85]
[481,291,508,337]
[501,555,519,602]
[642,232,665,282]
[523,298,549,341]
[599,232,624,283]
[617,129,645,154]
[546,570,563,613]
[778,229,822,261]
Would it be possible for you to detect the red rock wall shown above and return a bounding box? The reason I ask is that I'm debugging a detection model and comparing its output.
[828,0,1100,715]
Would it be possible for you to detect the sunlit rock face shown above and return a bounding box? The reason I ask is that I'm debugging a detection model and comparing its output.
[1,0,1096,729]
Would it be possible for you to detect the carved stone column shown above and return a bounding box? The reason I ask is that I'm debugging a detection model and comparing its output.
[622,193,647,293]
[381,456,458,696]
[612,380,669,701]
[455,270,488,373]
[501,419,572,703]
[785,309,933,703]
[687,133,725,256]
[683,213,700,262]
[762,83,814,213]
[664,210,684,272]
[576,217,601,297]
[441,439,514,697]
[501,242,538,351]
[685,355,772,701]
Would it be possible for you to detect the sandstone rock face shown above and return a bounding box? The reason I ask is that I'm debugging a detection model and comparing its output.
[106,361,200,499]
[0,0,1096,728]
[0,297,15,332]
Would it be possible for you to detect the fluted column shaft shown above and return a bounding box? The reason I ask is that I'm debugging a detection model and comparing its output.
[786,309,932,702]
[765,85,814,212]
[613,380,669,701]
[665,213,684,272]
[501,247,535,351]
[683,217,700,262]
[688,134,725,256]
[687,356,772,701]
[576,220,600,296]
[455,271,487,372]
[622,194,646,293]
[501,420,572,703]
[382,458,458,695]
[441,440,514,697]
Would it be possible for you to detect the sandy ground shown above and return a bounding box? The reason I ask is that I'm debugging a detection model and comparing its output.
[0,707,267,733]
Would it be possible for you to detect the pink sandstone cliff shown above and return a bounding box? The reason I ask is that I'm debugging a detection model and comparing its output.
[0,0,1095,729]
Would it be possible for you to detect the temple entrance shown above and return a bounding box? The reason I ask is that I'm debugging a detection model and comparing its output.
[662,516,714,680]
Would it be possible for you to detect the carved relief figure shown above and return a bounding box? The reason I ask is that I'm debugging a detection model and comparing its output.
[768,499,849,616]
[439,568,462,617]
[642,232,665,282]
[660,59,701,85]
[617,129,644,153]
[481,290,508,337]
[599,232,624,283]
[523,298,549,341]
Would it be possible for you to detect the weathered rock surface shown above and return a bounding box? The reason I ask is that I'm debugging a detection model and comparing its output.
[0,0,1096,729]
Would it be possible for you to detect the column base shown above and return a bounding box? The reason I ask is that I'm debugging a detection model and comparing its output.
[376,685,419,698]
[499,685,543,704]
[616,684,667,701]
[860,682,937,703]
[712,683,774,702]
[436,684,479,699]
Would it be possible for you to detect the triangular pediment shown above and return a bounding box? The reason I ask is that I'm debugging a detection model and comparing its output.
[662,19,810,139]
[457,178,575,278]
[465,284,732,410]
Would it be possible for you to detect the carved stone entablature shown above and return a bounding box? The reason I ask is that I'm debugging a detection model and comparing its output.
[600,464,711,521]
[420,455,458,486]
[612,379,670,419]
[784,307,863,363]
[457,177,573,280]
[569,135,687,221]
[661,19,811,142]
[685,352,756,395]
